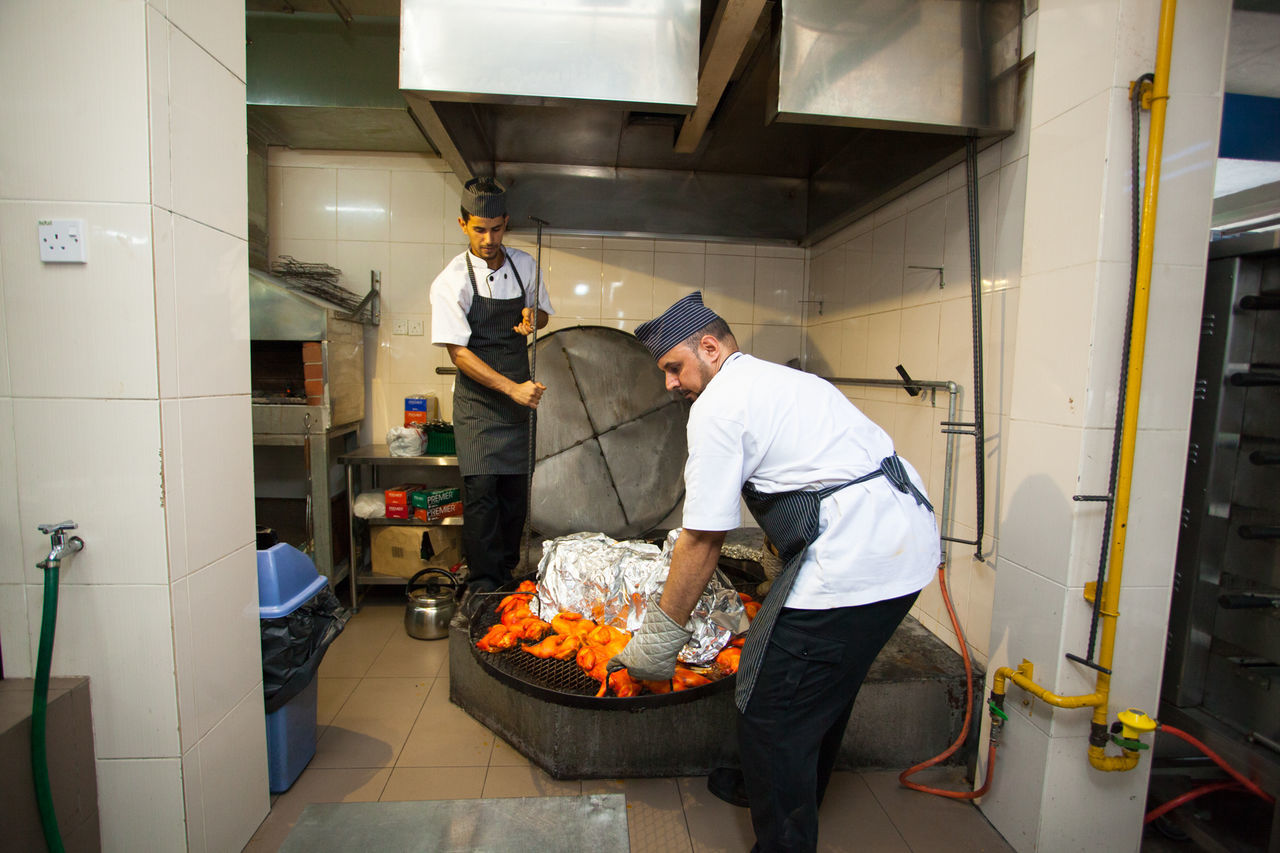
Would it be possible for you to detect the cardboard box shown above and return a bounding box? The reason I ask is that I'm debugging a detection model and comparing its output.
[369,525,463,579]
[409,487,462,510]
[413,501,463,522]
[384,505,410,520]
[384,483,425,507]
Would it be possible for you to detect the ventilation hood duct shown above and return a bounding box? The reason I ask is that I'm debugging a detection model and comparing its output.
[400,0,1020,244]
[247,12,432,154]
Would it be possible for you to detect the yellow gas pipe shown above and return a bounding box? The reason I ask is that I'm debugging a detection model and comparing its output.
[990,0,1177,773]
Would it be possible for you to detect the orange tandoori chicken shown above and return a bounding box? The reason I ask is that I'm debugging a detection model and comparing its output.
[716,646,742,674]
[474,582,743,697]
[672,666,713,691]
[475,623,519,652]
[522,632,582,660]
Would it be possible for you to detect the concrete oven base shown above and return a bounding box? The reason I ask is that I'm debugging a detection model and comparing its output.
[449,615,980,780]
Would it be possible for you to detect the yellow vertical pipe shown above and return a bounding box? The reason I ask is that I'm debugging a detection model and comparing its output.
[991,0,1180,774]
[1088,0,1177,743]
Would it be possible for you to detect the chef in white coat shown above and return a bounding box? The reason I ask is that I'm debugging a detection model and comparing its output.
[611,291,939,853]
[430,178,553,605]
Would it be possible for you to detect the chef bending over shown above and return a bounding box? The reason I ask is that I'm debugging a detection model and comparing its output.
[610,291,940,853]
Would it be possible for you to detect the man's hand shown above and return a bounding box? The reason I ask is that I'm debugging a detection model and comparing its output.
[509,380,546,409]
[606,603,692,681]
[513,307,540,335]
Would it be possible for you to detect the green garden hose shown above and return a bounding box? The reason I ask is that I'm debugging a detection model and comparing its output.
[32,561,66,853]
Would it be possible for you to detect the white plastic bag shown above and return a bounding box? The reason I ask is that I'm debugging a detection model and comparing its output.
[353,491,386,519]
[386,426,425,457]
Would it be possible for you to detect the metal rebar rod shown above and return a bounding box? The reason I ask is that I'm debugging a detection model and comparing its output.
[964,138,987,559]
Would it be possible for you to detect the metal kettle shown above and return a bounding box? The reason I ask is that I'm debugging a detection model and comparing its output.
[404,568,458,640]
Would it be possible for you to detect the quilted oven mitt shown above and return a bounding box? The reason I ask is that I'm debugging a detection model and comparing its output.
[607,604,693,681]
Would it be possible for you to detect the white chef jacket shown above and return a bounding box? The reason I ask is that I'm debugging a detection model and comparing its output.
[430,247,554,347]
[682,352,940,609]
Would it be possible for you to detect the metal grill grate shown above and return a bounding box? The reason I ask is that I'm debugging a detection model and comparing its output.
[466,591,734,709]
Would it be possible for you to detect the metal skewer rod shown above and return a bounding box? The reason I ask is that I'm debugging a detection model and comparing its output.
[519,215,549,576]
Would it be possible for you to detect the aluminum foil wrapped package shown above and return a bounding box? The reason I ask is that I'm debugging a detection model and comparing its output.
[534,530,747,666]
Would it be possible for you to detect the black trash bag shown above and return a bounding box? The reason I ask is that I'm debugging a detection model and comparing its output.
[261,585,350,713]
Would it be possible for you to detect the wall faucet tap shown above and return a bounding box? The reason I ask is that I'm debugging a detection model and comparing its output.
[37,521,84,570]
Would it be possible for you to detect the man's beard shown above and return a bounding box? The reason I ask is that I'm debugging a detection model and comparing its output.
[681,354,717,401]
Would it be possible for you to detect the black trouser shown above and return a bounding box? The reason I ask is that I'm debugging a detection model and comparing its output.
[461,473,528,590]
[739,591,919,853]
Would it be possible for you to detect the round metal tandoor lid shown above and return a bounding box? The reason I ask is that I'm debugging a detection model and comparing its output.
[530,326,688,539]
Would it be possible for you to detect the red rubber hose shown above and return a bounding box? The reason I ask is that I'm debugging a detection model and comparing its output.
[1144,781,1241,824]
[1156,725,1275,805]
[899,565,997,799]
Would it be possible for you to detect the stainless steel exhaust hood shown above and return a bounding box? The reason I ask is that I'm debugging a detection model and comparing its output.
[246,0,1020,245]
[400,0,1020,244]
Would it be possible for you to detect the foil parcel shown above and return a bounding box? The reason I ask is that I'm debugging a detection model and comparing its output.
[533,530,746,665]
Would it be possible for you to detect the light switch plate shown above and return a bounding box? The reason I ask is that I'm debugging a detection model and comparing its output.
[392,319,409,335]
[408,319,424,336]
[38,219,88,263]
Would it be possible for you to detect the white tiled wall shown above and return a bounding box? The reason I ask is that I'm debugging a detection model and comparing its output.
[806,127,1027,670]
[803,6,1227,849]
[1,1,263,851]
[266,149,809,451]
[973,2,1231,851]
[154,4,266,850]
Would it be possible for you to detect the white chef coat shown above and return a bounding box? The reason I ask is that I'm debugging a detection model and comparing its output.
[430,247,554,347]
[681,352,939,609]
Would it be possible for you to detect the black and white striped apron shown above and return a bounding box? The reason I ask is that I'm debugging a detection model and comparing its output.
[453,254,531,476]
[734,455,933,711]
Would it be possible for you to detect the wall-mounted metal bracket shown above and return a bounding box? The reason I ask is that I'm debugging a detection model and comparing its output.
[346,270,381,325]
[908,265,945,290]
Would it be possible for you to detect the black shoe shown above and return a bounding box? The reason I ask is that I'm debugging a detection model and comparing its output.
[450,581,495,630]
[707,767,749,808]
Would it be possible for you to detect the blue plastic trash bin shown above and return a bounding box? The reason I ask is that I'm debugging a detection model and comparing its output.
[257,543,329,793]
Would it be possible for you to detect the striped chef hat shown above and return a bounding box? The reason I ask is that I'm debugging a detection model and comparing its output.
[634,291,723,360]
[461,177,507,218]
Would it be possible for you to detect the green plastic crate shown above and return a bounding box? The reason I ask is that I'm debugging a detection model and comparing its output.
[425,424,456,455]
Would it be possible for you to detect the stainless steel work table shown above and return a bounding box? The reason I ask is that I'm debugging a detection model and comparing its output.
[338,445,463,612]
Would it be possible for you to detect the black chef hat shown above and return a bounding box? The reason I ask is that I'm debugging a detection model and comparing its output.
[634,291,723,360]
[462,177,507,218]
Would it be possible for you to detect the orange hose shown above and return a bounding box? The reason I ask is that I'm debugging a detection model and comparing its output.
[1158,726,1275,805]
[1144,781,1241,824]
[899,565,997,799]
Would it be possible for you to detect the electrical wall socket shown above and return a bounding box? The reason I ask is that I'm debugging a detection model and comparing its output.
[391,319,409,335]
[408,320,424,336]
[38,219,88,263]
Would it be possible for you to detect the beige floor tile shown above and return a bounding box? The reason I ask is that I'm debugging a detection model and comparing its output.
[310,677,430,769]
[679,776,756,853]
[861,768,1014,853]
[397,678,495,767]
[816,771,911,853]
[584,777,693,853]
[317,677,359,726]
[366,627,450,677]
[482,765,583,799]
[380,765,488,801]
[242,767,390,853]
[489,735,532,767]
[318,607,400,678]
